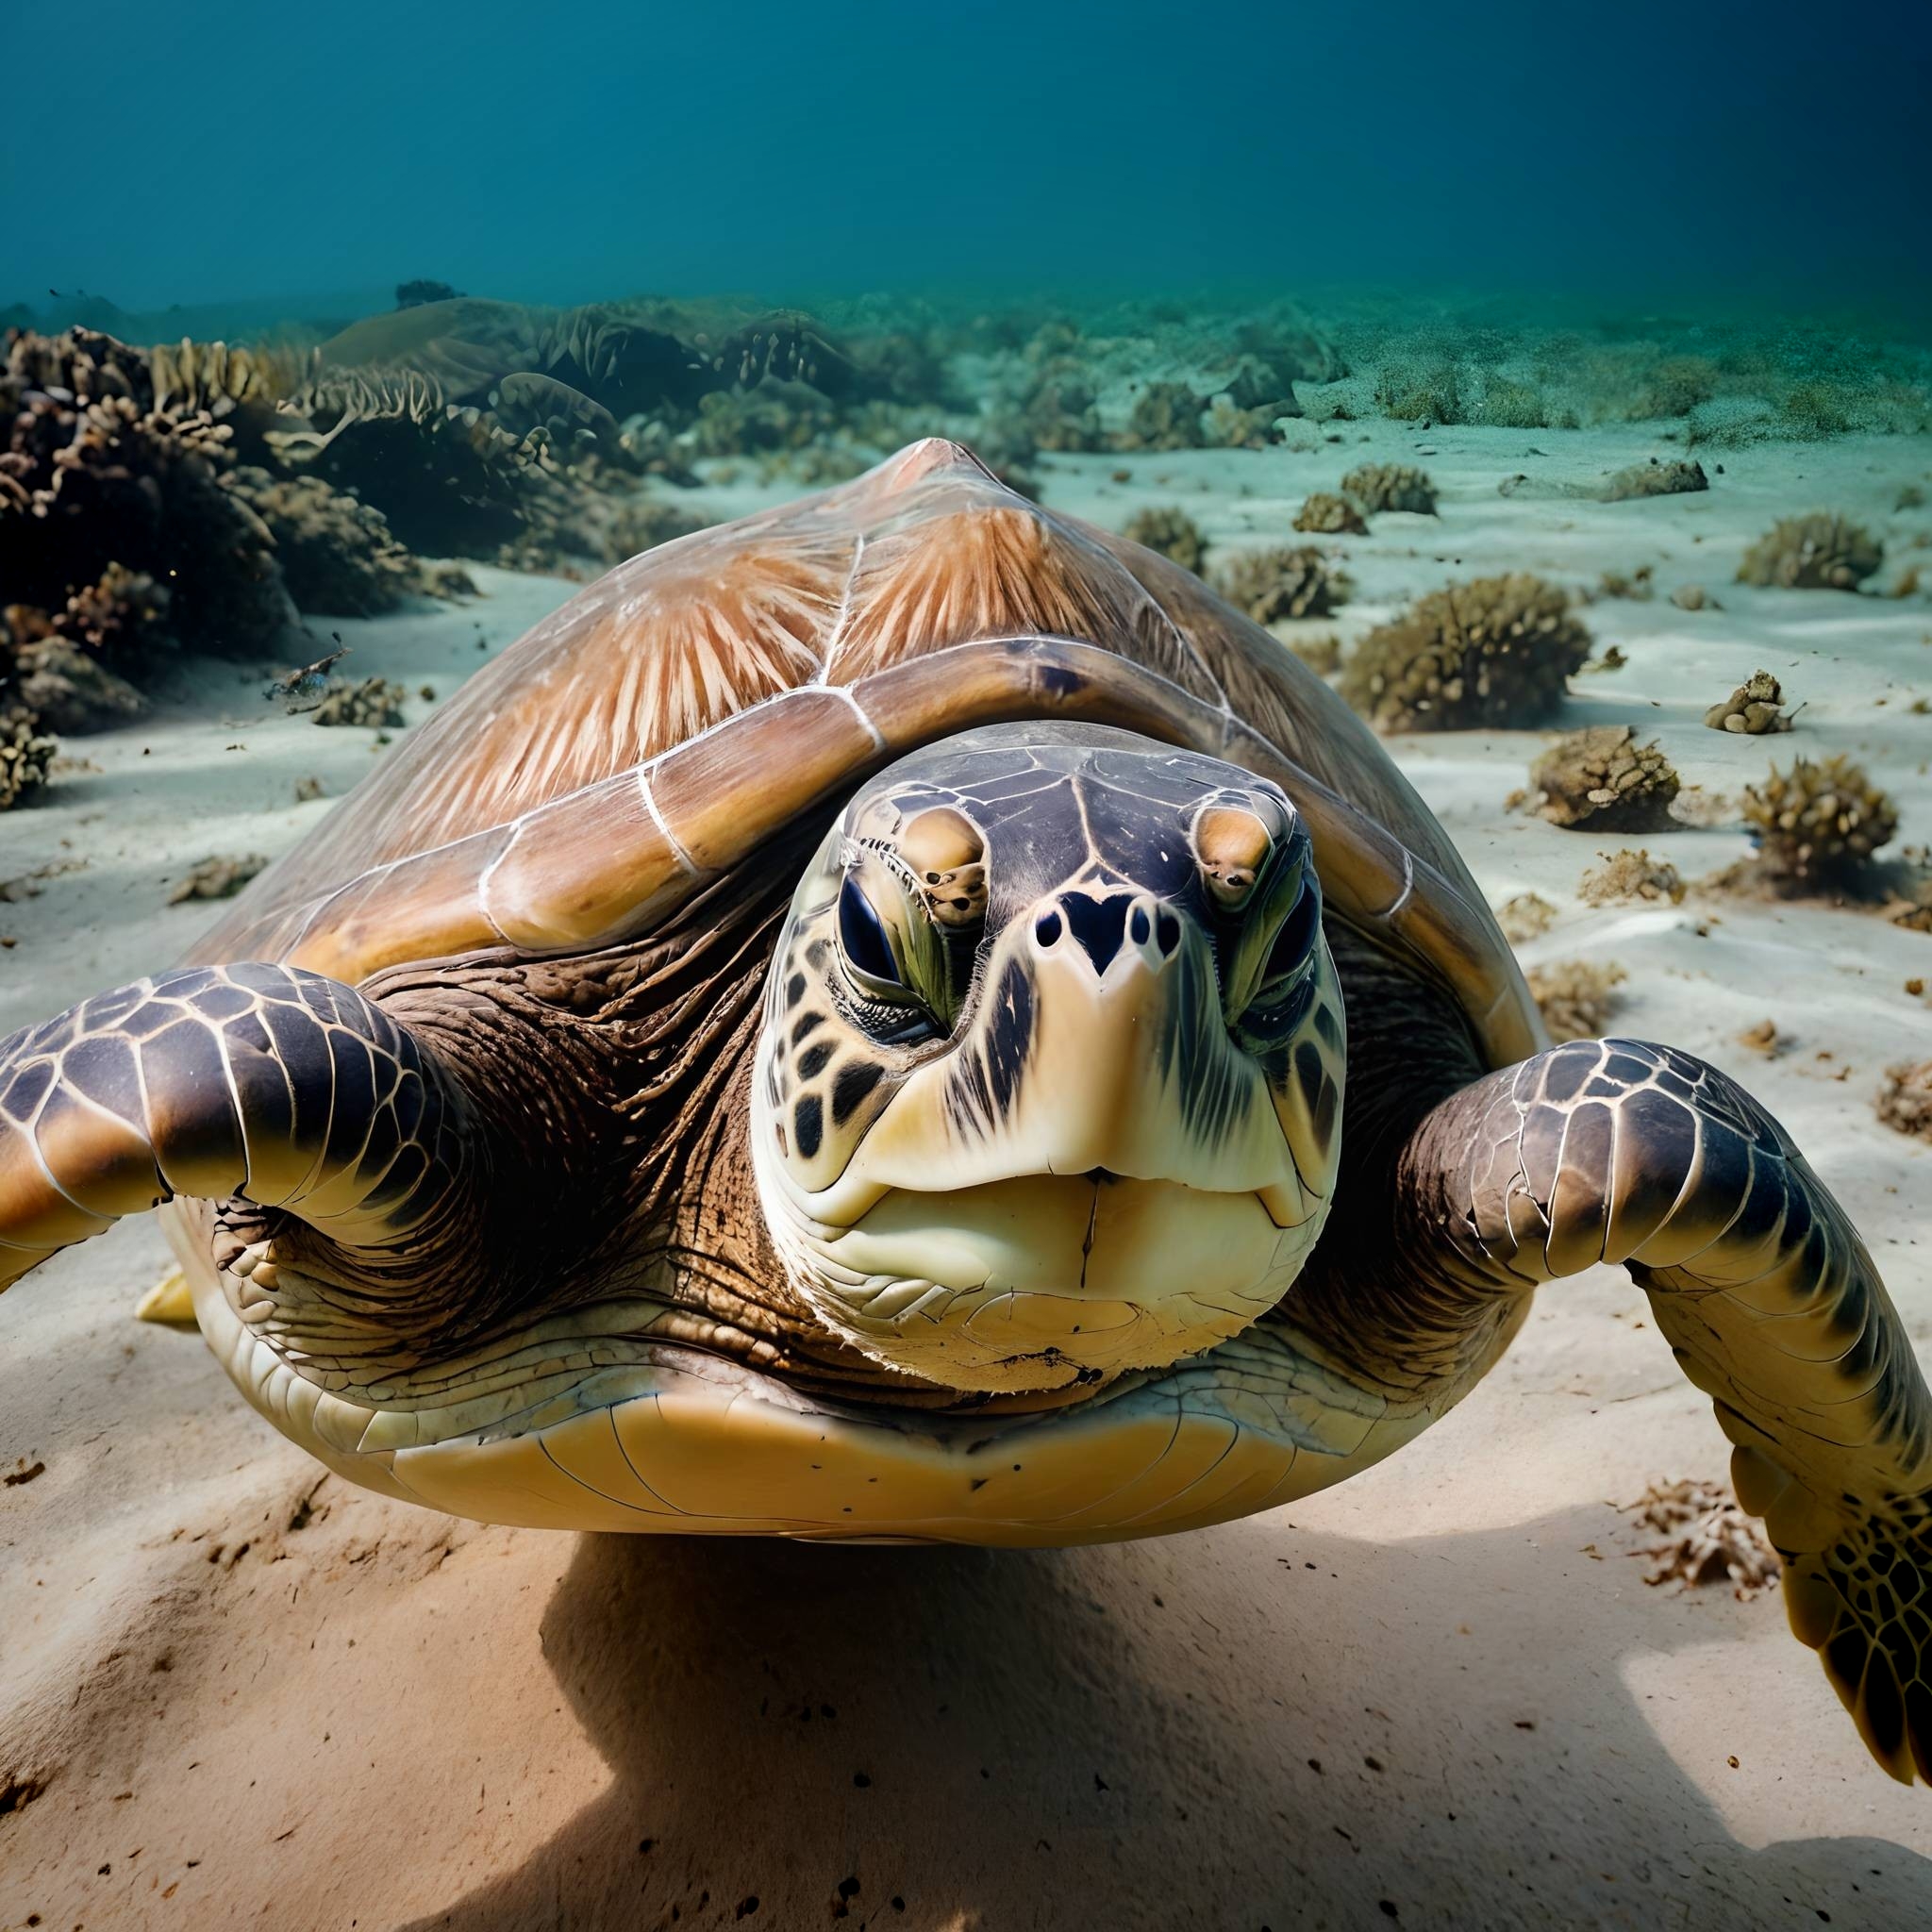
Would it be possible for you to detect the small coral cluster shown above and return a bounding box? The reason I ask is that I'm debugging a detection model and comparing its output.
[1526,960,1626,1041]
[1530,728,1681,831]
[1704,670,1792,734]
[1737,514,1882,591]
[1213,546,1350,625]
[1877,1061,1932,1142]
[1624,1479,1780,1598]
[1740,755,1898,889]
[1292,491,1367,536]
[1577,849,1686,906]
[1339,463,1437,515]
[1121,507,1208,574]
[309,675,408,728]
[1340,574,1591,730]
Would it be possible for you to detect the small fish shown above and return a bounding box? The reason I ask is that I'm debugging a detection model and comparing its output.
[265,645,350,708]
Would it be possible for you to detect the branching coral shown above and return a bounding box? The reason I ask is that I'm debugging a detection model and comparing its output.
[1530,727,1680,831]
[1121,507,1208,575]
[1339,575,1591,730]
[1339,462,1437,515]
[1737,513,1882,591]
[1624,1480,1779,1597]
[1292,491,1367,536]
[1740,755,1897,888]
[1527,959,1627,1041]
[1213,546,1350,625]
[1704,670,1792,734]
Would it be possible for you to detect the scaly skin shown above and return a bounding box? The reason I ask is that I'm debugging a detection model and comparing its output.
[1396,1038,1932,1784]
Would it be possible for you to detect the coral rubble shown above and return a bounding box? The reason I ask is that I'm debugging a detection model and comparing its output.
[1877,1061,1932,1142]
[1578,848,1686,905]
[310,675,407,728]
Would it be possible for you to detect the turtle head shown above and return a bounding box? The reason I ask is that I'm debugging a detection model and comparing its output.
[751,724,1346,1396]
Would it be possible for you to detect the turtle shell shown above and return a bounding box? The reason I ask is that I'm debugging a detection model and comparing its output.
[194,440,1539,1065]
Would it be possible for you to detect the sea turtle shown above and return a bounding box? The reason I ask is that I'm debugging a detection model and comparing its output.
[1,441,1926,1782]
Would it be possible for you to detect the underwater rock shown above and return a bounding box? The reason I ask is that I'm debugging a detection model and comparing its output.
[1120,507,1208,575]
[1737,512,1882,591]
[1703,670,1792,734]
[1577,848,1686,906]
[15,639,148,734]
[1213,546,1350,625]
[1374,357,1462,424]
[1340,462,1437,515]
[1292,491,1368,536]
[1339,574,1590,731]
[396,279,464,309]
[1740,754,1897,889]
[1526,959,1627,1041]
[230,468,432,618]
[309,675,407,728]
[1600,458,1708,501]
[1,329,298,661]
[1529,727,1681,831]
[1878,1061,1932,1142]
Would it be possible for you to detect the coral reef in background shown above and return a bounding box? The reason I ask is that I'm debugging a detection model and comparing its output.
[1121,507,1208,574]
[1740,754,1898,890]
[1292,491,1367,536]
[1339,462,1437,515]
[1,328,296,660]
[1213,546,1351,625]
[0,621,55,810]
[1529,727,1681,831]
[229,468,428,617]
[1704,671,1793,734]
[1121,382,1207,451]
[1339,574,1590,730]
[1737,513,1883,591]
[1527,959,1627,1041]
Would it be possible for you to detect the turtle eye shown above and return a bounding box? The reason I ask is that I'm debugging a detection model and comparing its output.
[837,874,905,990]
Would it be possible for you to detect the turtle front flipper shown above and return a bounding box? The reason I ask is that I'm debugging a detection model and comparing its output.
[0,963,473,1292]
[1394,1037,1932,1785]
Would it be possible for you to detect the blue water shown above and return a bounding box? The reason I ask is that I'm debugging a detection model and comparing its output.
[8,0,1929,332]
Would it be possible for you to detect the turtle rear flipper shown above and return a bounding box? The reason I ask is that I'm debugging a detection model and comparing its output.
[1392,1036,1932,1784]
[0,963,473,1292]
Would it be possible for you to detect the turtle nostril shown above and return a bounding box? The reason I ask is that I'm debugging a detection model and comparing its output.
[1155,908,1182,958]
[1035,909,1063,948]
[1128,905,1151,946]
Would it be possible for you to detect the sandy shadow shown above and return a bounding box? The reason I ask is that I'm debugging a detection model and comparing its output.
[399,1507,1931,1932]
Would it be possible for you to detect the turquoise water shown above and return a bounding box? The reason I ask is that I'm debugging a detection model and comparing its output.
[7,0,1928,336]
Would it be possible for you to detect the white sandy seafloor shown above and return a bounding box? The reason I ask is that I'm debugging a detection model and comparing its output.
[2,419,1930,1931]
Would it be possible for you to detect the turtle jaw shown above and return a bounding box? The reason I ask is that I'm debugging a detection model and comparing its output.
[753,897,1344,1396]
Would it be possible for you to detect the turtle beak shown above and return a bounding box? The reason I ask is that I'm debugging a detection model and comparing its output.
[807,887,1314,1229]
